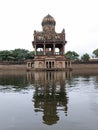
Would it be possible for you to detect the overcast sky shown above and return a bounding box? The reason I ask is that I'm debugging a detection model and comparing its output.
[0,0,98,55]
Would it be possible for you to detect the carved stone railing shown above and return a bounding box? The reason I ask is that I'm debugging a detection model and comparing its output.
[36,51,63,55]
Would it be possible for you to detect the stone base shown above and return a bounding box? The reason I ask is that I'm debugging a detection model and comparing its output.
[27,55,72,71]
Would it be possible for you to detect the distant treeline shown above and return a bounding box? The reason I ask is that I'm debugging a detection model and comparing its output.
[65,48,98,62]
[0,49,34,61]
[0,48,98,63]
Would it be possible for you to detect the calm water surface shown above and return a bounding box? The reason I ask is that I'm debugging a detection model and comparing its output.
[0,71,98,130]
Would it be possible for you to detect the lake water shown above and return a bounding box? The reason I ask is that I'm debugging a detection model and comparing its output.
[0,70,98,130]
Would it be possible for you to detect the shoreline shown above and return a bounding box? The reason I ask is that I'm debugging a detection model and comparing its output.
[0,63,98,74]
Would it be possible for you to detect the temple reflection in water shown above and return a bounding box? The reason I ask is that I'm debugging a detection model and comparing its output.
[27,71,71,125]
[0,70,71,125]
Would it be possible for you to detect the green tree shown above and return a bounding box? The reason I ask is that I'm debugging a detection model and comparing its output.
[93,48,98,57]
[0,50,13,61]
[65,51,79,60]
[12,49,29,60]
[81,53,90,62]
[0,49,34,61]
[26,51,34,59]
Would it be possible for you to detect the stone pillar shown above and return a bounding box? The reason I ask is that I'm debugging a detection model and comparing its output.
[53,44,55,55]
[70,61,71,68]
[54,61,56,69]
[44,44,45,55]
[35,45,37,55]
[45,61,46,69]
[63,44,64,54]
[50,61,52,68]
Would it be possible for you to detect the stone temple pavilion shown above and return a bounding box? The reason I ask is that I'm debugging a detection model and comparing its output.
[27,14,71,71]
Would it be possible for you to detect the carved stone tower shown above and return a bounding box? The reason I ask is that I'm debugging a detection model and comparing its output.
[27,14,71,70]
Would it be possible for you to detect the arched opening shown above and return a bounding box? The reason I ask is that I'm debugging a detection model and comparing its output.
[39,62,43,68]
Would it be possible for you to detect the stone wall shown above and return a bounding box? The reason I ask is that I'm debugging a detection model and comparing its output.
[0,64,26,70]
[72,63,98,70]
[0,63,98,71]
[72,63,98,74]
[34,61,45,69]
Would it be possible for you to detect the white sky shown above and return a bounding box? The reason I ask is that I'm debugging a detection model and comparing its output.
[0,0,98,55]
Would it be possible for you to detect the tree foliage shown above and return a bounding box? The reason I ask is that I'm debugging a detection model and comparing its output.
[0,49,34,61]
[81,53,90,62]
[12,49,29,60]
[65,51,79,60]
[0,50,12,60]
[93,48,98,57]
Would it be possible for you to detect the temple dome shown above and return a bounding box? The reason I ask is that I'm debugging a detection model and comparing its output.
[42,14,56,26]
